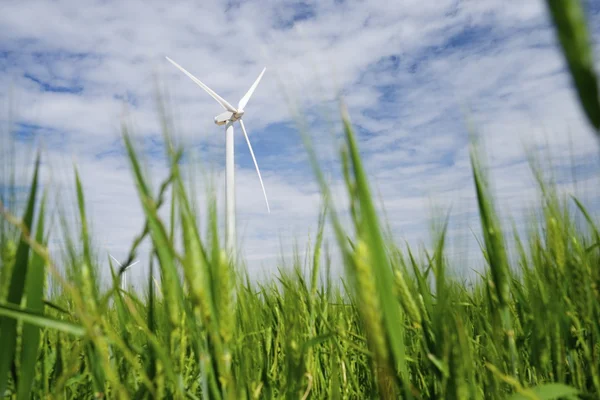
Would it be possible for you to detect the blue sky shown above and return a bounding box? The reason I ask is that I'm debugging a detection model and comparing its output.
[1,0,600,286]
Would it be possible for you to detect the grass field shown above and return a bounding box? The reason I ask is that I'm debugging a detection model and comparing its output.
[1,1,600,399]
[0,109,599,399]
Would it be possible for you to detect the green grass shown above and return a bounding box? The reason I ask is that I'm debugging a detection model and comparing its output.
[0,106,599,399]
[1,1,600,398]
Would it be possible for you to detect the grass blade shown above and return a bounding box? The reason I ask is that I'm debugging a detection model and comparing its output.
[546,0,600,131]
[0,302,84,336]
[0,154,40,395]
[340,106,410,397]
[508,383,580,400]
[17,190,48,399]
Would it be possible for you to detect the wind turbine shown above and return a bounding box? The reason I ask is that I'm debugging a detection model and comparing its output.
[110,254,140,291]
[165,56,270,255]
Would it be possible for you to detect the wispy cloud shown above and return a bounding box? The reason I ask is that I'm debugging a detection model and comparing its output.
[1,0,600,287]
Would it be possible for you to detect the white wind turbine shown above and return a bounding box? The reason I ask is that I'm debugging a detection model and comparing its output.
[165,56,270,255]
[110,254,140,291]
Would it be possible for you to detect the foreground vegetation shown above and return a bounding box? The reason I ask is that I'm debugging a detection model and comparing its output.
[1,1,600,398]
[0,104,599,399]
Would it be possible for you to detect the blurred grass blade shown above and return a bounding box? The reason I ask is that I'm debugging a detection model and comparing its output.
[508,383,579,400]
[469,132,517,375]
[572,195,600,244]
[0,303,84,336]
[546,0,600,131]
[17,190,48,400]
[0,154,40,396]
[340,106,410,397]
[122,126,183,328]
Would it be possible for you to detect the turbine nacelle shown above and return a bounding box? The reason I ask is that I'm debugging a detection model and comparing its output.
[214,110,245,125]
[215,111,234,125]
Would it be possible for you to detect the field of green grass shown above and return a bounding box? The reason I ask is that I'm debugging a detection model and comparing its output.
[1,1,600,399]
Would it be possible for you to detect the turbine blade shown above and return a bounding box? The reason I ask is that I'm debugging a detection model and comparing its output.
[238,67,266,111]
[239,119,270,213]
[124,260,140,271]
[165,56,237,113]
[109,254,123,267]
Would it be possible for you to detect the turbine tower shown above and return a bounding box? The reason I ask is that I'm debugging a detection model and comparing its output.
[110,254,140,291]
[165,56,270,256]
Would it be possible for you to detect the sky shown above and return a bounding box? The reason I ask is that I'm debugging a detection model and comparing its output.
[1,0,600,288]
